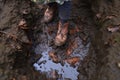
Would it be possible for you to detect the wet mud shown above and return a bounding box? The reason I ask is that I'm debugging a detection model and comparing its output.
[33,25,90,80]
[0,0,94,80]
[0,0,120,80]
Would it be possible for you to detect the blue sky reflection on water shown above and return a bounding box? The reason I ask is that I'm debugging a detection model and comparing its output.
[33,37,90,80]
[34,49,79,80]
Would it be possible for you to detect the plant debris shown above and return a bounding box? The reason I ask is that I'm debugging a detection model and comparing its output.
[107,26,120,32]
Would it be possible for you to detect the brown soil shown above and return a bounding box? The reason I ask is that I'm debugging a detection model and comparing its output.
[0,0,120,80]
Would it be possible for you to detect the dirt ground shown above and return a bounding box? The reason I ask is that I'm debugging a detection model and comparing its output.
[0,0,120,80]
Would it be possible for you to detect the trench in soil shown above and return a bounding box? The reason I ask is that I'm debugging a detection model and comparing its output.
[33,32,90,80]
[10,1,95,80]
[31,1,93,80]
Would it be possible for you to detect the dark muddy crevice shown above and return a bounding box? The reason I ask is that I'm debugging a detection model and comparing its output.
[31,0,97,80]
[0,0,96,80]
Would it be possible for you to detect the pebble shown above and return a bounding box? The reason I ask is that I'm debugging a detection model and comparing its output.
[117,62,120,68]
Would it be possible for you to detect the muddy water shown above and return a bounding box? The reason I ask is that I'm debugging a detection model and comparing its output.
[34,47,79,80]
[33,35,90,80]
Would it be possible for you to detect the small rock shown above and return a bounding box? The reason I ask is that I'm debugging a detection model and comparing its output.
[22,9,30,15]
[117,62,120,68]
[96,13,102,19]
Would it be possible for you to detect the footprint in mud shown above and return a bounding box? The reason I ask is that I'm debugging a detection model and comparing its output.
[33,36,90,80]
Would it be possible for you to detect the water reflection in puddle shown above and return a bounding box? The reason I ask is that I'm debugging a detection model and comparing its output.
[33,37,90,80]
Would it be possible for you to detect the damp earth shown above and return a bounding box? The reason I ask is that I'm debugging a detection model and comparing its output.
[0,0,120,80]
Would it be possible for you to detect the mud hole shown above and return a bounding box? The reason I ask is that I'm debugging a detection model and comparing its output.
[0,0,120,80]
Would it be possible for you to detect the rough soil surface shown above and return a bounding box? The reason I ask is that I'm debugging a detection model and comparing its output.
[0,0,41,80]
[0,0,120,80]
[91,0,120,80]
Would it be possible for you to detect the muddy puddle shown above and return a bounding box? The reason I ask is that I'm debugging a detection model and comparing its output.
[33,35,90,80]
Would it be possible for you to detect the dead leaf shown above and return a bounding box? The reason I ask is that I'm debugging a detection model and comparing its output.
[10,34,17,41]
[12,78,16,80]
[50,70,58,79]
[69,25,80,35]
[107,26,120,32]
[105,16,114,19]
[20,75,28,80]
[47,24,57,35]
[66,40,78,56]
[105,14,117,19]
[18,19,28,29]
[49,51,60,63]
[64,57,80,65]
[16,45,21,49]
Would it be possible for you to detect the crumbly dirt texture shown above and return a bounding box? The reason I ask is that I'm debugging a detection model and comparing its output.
[0,0,120,80]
